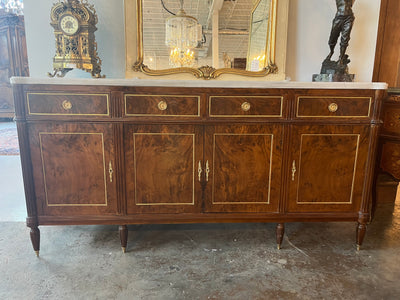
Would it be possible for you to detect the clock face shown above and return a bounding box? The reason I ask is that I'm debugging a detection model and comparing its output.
[59,15,79,35]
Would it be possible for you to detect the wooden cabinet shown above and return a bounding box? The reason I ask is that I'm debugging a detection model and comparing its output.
[126,123,282,214]
[0,12,28,118]
[288,125,370,213]
[27,123,118,217]
[373,0,400,188]
[377,91,400,180]
[204,124,282,213]
[373,0,400,88]
[11,81,386,255]
[125,124,203,214]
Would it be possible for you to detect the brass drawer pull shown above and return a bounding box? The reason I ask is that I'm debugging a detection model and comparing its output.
[292,160,296,181]
[241,102,251,112]
[198,161,202,182]
[62,100,73,111]
[158,100,168,111]
[205,160,210,182]
[328,103,338,113]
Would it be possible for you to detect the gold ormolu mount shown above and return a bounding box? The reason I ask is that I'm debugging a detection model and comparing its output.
[48,0,105,78]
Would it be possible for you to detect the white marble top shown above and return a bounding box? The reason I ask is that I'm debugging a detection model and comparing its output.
[10,77,388,90]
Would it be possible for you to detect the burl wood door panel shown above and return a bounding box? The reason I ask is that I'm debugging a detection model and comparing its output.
[204,125,282,213]
[288,125,370,213]
[125,125,203,214]
[28,123,118,216]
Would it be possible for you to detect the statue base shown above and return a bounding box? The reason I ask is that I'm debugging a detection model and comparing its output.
[313,57,355,82]
[312,73,355,82]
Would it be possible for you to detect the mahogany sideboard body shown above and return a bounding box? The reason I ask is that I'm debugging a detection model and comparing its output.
[373,0,400,189]
[11,79,386,254]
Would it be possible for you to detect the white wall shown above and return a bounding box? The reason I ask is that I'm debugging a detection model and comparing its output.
[23,0,381,82]
[286,0,381,82]
[23,0,125,78]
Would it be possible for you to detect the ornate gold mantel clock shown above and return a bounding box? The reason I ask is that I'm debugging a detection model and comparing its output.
[48,0,105,78]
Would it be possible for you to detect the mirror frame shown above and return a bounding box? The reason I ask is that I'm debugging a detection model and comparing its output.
[132,0,278,80]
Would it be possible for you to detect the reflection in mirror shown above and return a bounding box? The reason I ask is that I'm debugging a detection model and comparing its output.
[136,0,277,79]
[247,0,270,71]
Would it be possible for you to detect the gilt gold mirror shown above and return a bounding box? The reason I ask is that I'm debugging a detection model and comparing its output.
[129,0,283,80]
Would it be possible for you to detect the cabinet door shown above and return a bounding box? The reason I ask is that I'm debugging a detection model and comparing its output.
[204,125,282,213]
[125,125,203,214]
[29,123,118,216]
[288,125,370,213]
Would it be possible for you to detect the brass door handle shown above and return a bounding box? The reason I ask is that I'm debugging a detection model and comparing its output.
[62,100,72,110]
[292,160,296,181]
[205,160,210,182]
[109,161,113,183]
[198,161,202,182]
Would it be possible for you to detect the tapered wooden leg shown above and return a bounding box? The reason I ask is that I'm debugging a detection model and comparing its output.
[29,226,40,257]
[119,225,128,253]
[276,223,285,250]
[356,223,367,251]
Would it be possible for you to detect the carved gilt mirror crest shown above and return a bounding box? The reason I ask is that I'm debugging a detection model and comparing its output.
[132,0,278,80]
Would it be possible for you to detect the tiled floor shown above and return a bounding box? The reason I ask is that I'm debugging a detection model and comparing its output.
[0,121,16,130]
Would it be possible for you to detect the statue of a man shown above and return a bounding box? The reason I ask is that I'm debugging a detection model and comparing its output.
[326,0,355,65]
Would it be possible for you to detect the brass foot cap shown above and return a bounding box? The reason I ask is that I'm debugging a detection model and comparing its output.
[277,244,281,250]
[122,247,126,253]
[35,251,39,257]
[356,245,361,251]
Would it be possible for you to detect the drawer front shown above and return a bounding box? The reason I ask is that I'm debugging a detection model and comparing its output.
[296,96,372,118]
[27,93,110,116]
[382,105,400,134]
[124,94,200,117]
[209,96,283,117]
[380,141,400,180]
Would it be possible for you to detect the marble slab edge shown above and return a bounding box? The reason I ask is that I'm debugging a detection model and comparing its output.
[10,77,388,90]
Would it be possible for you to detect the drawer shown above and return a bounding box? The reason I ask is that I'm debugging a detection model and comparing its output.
[209,96,283,117]
[124,94,200,117]
[296,96,372,118]
[380,142,400,180]
[382,105,400,133]
[27,93,109,116]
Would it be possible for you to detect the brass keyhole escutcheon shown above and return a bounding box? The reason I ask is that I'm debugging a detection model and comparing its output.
[158,100,168,111]
[62,100,73,110]
[328,103,338,113]
[241,102,251,112]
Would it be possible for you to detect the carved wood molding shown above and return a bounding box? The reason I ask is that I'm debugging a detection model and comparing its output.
[388,95,400,102]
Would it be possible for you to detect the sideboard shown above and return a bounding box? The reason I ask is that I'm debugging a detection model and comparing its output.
[11,78,387,255]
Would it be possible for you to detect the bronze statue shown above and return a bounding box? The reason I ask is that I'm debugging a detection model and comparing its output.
[326,0,355,65]
[313,0,356,81]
